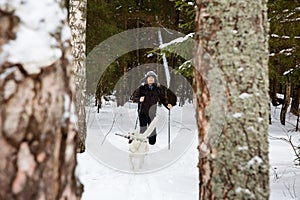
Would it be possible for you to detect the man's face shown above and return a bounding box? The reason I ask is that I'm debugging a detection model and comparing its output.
[147,76,155,84]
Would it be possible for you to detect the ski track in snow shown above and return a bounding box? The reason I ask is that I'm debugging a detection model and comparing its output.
[77,101,300,200]
[269,105,300,200]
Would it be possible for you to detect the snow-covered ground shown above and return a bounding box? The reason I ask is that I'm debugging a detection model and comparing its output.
[76,101,300,200]
[269,105,300,200]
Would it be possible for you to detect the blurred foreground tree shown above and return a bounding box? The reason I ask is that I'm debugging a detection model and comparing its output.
[0,1,82,199]
[194,0,270,199]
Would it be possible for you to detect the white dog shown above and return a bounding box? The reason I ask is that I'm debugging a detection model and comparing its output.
[128,117,157,171]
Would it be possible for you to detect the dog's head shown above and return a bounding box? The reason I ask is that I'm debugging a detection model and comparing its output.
[128,129,140,139]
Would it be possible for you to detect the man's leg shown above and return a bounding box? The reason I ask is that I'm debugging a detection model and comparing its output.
[139,113,149,134]
[148,130,156,145]
[148,114,157,145]
[139,113,157,145]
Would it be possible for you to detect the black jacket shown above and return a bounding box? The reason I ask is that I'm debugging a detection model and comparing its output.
[132,83,169,116]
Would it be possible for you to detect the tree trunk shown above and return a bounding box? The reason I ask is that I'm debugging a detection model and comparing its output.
[296,108,300,132]
[280,79,291,125]
[290,84,299,116]
[69,0,87,153]
[0,1,82,199]
[270,78,279,106]
[195,0,270,199]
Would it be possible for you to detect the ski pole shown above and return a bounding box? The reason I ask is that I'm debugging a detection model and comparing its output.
[134,101,142,130]
[168,109,170,150]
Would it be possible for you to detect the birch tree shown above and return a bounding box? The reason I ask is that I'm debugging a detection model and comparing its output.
[194,0,270,199]
[0,1,82,199]
[69,0,87,153]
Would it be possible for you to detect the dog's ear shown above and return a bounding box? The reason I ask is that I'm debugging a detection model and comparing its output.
[130,129,139,135]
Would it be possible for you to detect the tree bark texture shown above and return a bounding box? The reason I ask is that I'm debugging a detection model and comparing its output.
[0,2,82,199]
[195,0,270,199]
[69,0,87,153]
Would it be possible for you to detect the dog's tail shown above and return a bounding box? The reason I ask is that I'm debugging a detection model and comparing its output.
[141,117,158,138]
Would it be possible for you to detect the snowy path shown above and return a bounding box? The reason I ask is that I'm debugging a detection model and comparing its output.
[269,106,300,200]
[76,102,300,200]
[77,140,198,200]
[77,102,198,199]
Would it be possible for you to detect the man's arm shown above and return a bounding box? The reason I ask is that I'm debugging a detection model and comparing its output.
[131,87,141,103]
[158,87,172,109]
[159,85,176,110]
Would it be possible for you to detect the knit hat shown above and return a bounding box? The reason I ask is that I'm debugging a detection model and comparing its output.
[145,71,158,83]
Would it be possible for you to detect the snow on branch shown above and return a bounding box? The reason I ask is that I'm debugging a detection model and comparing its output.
[269,48,296,57]
[178,59,193,70]
[280,18,300,23]
[271,34,300,39]
[279,7,300,23]
[283,65,300,76]
[159,33,194,49]
[0,0,71,74]
[279,48,294,56]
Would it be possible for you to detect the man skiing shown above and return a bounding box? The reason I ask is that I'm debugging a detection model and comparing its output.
[131,71,172,145]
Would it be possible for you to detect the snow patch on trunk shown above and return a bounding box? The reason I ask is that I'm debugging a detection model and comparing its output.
[247,156,263,167]
[239,93,252,99]
[0,0,69,74]
[232,113,243,118]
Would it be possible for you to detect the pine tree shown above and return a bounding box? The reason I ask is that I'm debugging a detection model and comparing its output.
[194,0,270,199]
[268,0,300,124]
